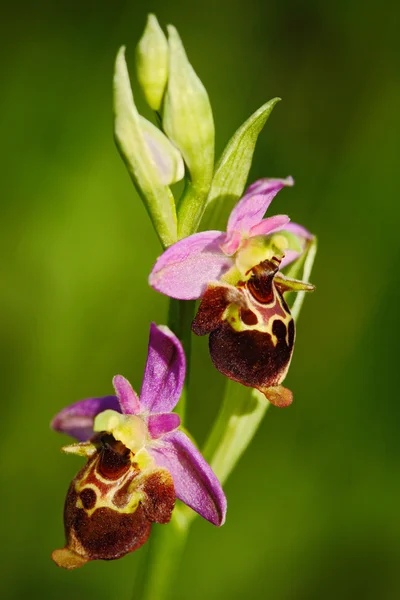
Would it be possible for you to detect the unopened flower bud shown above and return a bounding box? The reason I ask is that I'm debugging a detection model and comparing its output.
[163,26,215,237]
[136,14,169,111]
[114,46,177,248]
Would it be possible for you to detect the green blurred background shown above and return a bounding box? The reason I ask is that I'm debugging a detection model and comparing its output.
[1,0,399,598]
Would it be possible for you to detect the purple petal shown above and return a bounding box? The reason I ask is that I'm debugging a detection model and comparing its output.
[51,396,120,441]
[149,429,227,526]
[280,250,301,269]
[283,221,314,240]
[149,231,233,300]
[227,177,294,235]
[147,413,181,438]
[219,230,243,255]
[280,222,314,269]
[112,374,140,414]
[140,323,186,413]
[249,214,290,237]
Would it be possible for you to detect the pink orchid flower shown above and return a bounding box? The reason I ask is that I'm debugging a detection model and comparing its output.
[149,178,314,407]
[51,323,226,569]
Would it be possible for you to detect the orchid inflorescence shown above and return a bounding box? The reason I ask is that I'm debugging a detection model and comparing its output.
[51,13,316,584]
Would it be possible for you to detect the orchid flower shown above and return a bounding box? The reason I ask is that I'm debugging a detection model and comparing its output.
[51,323,226,569]
[150,177,315,407]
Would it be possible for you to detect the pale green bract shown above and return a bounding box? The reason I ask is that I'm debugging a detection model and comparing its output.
[202,98,281,231]
[113,47,178,248]
[139,116,184,186]
[285,237,318,321]
[163,26,215,239]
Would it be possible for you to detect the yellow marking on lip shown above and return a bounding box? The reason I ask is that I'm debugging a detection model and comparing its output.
[223,285,292,347]
[134,448,155,471]
[75,483,142,517]
[74,454,151,517]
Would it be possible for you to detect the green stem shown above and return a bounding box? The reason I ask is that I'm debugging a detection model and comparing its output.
[177,180,209,239]
[176,382,270,528]
[204,384,270,484]
[167,298,196,423]
[135,510,190,600]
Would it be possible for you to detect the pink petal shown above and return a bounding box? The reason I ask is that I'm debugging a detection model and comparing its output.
[219,230,243,255]
[279,222,314,269]
[147,413,180,438]
[51,396,121,441]
[283,221,314,240]
[149,430,227,526]
[280,250,301,269]
[140,324,186,413]
[249,214,290,237]
[112,375,140,414]
[227,177,294,235]
[149,231,233,300]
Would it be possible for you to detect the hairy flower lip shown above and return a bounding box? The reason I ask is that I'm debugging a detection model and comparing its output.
[52,323,226,526]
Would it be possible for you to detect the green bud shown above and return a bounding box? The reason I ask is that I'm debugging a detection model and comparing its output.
[163,26,215,238]
[114,46,177,248]
[136,14,169,111]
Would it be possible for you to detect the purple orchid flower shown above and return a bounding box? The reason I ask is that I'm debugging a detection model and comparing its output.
[149,178,315,407]
[51,323,226,569]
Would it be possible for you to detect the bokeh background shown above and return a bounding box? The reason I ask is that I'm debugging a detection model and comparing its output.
[1,0,399,598]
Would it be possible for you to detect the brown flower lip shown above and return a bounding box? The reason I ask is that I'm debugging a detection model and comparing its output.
[192,257,307,407]
[52,433,175,569]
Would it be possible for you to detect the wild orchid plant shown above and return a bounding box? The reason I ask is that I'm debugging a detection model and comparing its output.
[51,14,317,599]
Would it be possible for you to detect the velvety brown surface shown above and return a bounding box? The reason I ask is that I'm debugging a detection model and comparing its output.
[192,285,232,336]
[56,435,175,565]
[209,318,295,391]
